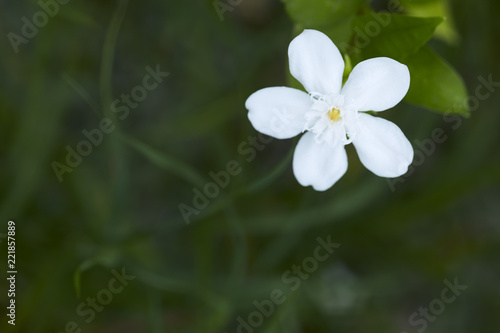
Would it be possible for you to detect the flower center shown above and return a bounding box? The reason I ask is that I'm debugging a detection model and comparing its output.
[304,93,359,146]
[328,108,341,122]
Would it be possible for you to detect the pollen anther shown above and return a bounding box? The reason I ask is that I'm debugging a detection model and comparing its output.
[328,108,341,122]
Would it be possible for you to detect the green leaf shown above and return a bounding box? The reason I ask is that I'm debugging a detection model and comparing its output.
[321,15,357,53]
[351,13,443,61]
[404,46,469,115]
[282,0,364,28]
[400,0,460,44]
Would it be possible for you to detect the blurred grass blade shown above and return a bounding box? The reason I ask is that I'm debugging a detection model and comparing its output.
[62,72,101,117]
[240,144,294,194]
[121,134,206,187]
[100,0,129,116]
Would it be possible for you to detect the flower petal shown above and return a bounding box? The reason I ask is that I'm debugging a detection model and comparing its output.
[341,57,410,112]
[288,29,344,96]
[246,87,311,139]
[293,132,348,191]
[352,113,413,177]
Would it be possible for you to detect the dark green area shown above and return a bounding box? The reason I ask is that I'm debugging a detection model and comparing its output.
[0,0,499,332]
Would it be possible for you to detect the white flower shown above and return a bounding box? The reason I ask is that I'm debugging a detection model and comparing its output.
[245,29,414,191]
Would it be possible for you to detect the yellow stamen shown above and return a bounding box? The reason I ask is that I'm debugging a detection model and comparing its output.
[328,108,341,122]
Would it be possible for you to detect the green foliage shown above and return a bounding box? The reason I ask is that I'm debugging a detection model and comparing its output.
[282,0,365,28]
[404,46,469,114]
[399,0,461,43]
[1,0,499,332]
[351,14,443,61]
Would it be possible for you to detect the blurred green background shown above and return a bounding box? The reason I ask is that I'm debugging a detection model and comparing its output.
[1,0,499,332]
